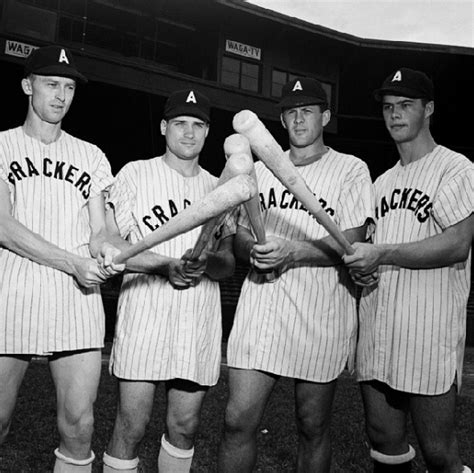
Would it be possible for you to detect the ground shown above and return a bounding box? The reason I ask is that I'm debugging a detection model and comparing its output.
[0,347,473,472]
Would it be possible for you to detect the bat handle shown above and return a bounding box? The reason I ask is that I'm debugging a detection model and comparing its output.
[252,233,278,283]
[337,236,355,256]
[264,270,277,283]
[313,209,355,256]
[189,232,212,260]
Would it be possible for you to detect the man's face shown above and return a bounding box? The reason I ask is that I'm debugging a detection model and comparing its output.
[281,104,329,148]
[22,75,76,125]
[161,116,209,160]
[382,95,433,144]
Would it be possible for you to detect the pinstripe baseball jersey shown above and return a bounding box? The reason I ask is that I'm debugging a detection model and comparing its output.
[107,156,235,385]
[0,126,114,354]
[357,145,473,395]
[227,148,374,382]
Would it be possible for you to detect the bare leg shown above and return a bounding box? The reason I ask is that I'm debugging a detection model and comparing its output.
[0,355,30,443]
[360,381,410,455]
[410,384,463,473]
[49,349,102,460]
[218,368,278,473]
[164,378,208,449]
[106,379,156,459]
[157,379,209,472]
[360,381,415,472]
[294,379,337,473]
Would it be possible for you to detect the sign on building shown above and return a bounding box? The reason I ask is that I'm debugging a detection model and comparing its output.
[225,40,261,60]
[5,40,38,58]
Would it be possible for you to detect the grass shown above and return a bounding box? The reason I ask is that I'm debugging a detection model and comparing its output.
[1,359,473,473]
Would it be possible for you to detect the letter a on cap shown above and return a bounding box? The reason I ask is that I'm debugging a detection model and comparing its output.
[59,49,70,64]
[186,91,197,103]
[391,70,402,82]
[292,80,303,92]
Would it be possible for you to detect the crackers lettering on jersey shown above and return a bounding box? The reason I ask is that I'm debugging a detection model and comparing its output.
[375,187,432,222]
[7,156,91,199]
[259,186,335,216]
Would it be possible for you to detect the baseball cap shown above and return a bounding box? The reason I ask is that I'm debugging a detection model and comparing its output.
[278,77,328,109]
[24,45,87,83]
[164,89,210,122]
[374,68,434,101]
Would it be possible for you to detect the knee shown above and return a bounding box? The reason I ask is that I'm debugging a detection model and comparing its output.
[295,405,330,442]
[167,409,201,441]
[58,403,95,445]
[115,408,151,446]
[223,402,259,438]
[422,438,459,470]
[365,417,406,451]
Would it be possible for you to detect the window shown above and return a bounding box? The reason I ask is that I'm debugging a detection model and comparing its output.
[221,56,260,93]
[272,69,333,108]
[271,69,300,98]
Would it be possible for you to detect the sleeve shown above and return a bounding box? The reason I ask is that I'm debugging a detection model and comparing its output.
[337,159,376,231]
[432,157,474,229]
[89,147,115,197]
[106,164,138,239]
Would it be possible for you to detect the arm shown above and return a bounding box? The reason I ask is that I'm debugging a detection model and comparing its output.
[343,214,473,274]
[0,179,107,287]
[234,223,367,272]
[101,204,197,289]
[101,203,181,276]
[88,193,117,258]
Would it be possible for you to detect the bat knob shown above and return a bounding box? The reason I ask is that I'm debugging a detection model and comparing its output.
[233,110,258,134]
[224,133,251,157]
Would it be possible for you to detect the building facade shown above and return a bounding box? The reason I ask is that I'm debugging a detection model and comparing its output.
[0,0,472,342]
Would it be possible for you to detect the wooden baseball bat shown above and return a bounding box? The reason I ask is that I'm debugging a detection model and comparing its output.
[223,134,266,244]
[189,152,255,259]
[233,110,354,256]
[113,173,257,264]
[224,134,277,283]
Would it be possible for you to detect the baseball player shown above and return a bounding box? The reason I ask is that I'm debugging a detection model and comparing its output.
[343,68,473,473]
[218,78,374,472]
[100,89,236,473]
[0,45,121,472]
